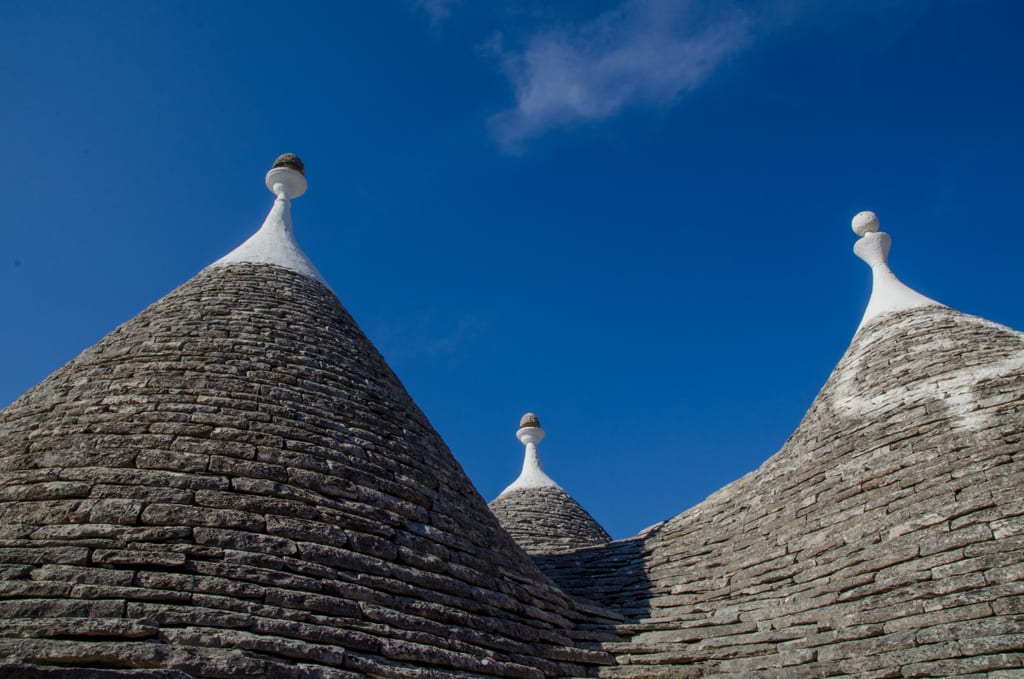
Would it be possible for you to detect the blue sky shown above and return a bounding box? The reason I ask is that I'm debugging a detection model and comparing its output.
[2,1,1022,539]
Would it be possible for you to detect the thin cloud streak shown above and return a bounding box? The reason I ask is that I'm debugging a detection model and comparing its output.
[416,0,459,25]
[489,0,752,152]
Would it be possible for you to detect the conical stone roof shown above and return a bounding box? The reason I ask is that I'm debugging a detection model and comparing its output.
[0,159,612,678]
[489,414,611,556]
[534,220,1024,677]
[490,486,612,556]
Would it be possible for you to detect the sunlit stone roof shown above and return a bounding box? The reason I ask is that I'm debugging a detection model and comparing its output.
[0,158,613,677]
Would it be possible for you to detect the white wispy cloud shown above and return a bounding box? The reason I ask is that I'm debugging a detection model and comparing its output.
[489,0,752,151]
[416,0,459,25]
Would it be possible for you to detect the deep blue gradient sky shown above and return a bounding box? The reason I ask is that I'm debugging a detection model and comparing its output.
[2,1,1022,539]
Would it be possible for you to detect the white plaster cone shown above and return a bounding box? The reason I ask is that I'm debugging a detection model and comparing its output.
[210,162,328,287]
[498,416,561,497]
[852,211,942,331]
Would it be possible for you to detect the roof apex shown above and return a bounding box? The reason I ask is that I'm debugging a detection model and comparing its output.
[209,155,326,286]
[852,211,942,331]
[501,411,560,496]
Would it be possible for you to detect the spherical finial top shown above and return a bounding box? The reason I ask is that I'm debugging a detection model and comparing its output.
[265,153,307,199]
[272,153,305,176]
[852,211,880,237]
[519,412,541,429]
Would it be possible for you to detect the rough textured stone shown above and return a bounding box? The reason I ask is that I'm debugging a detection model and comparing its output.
[0,263,610,677]
[490,486,611,555]
[1,239,1022,678]
[534,306,1024,677]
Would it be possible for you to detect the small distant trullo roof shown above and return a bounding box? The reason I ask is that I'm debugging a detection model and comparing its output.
[489,414,611,555]
[0,159,1021,678]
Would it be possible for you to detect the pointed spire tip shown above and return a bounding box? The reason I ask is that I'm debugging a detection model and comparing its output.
[500,410,559,495]
[207,155,325,286]
[850,210,942,329]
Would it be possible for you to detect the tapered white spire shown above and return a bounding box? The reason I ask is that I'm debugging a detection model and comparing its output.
[498,413,561,496]
[852,211,942,331]
[210,154,327,286]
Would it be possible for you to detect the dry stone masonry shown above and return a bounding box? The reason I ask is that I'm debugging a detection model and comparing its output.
[0,263,613,675]
[489,415,611,556]
[490,486,611,556]
[536,306,1024,677]
[1,160,1021,678]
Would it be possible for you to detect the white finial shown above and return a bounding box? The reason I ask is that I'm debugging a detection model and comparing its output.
[851,210,880,237]
[497,412,561,496]
[264,152,307,199]
[208,154,327,286]
[852,211,942,330]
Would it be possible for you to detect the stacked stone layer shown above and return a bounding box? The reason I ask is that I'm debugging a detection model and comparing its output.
[490,487,611,556]
[0,264,613,678]
[537,307,1024,677]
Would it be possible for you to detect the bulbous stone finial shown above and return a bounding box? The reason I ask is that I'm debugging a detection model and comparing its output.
[519,413,541,429]
[851,210,941,330]
[852,210,880,237]
[208,155,324,285]
[265,153,307,200]
[272,153,305,176]
[499,411,559,496]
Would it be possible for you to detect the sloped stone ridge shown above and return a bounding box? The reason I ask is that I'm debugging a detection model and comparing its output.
[538,307,1024,677]
[0,264,612,678]
[490,487,612,556]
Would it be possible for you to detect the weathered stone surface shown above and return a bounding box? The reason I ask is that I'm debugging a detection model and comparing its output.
[0,264,611,677]
[534,306,1024,677]
[490,486,611,556]
[1,210,1021,678]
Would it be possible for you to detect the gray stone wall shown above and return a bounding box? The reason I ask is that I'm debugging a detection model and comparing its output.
[0,264,612,678]
[538,307,1024,677]
[489,487,611,556]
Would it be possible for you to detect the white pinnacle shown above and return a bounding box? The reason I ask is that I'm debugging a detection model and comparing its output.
[497,413,562,496]
[209,154,328,286]
[852,211,942,331]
